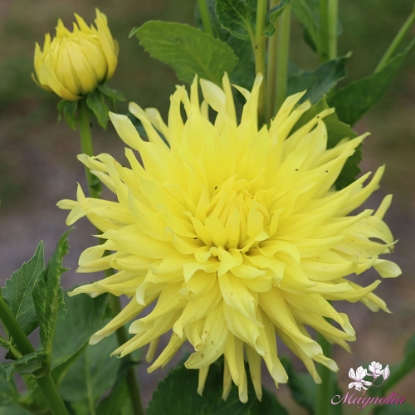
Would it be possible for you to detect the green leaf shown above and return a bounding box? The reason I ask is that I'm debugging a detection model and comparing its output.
[280,356,315,413]
[51,292,108,385]
[86,90,109,130]
[225,35,255,90]
[95,360,137,415]
[0,365,19,406]
[215,0,256,42]
[194,0,255,89]
[371,334,415,398]
[58,100,78,131]
[2,351,47,380]
[147,361,288,415]
[375,403,415,415]
[133,21,238,85]
[292,98,360,189]
[292,0,321,53]
[2,242,44,336]
[287,55,349,104]
[328,40,415,126]
[264,0,293,37]
[59,333,120,408]
[0,406,33,415]
[98,84,125,109]
[32,231,70,355]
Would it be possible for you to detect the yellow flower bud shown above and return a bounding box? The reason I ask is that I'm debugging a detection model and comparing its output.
[32,9,118,101]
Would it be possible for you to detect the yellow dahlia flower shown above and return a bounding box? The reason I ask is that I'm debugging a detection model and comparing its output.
[58,74,401,402]
[32,9,118,101]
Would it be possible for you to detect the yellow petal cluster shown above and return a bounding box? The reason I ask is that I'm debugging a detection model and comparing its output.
[58,74,401,402]
[32,9,118,101]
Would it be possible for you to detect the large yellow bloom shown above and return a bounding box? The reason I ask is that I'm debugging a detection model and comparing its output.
[32,9,118,101]
[59,74,401,402]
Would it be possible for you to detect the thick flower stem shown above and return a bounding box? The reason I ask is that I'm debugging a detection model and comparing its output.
[275,5,291,112]
[315,333,333,415]
[375,3,415,73]
[77,102,145,415]
[254,0,268,126]
[0,296,69,415]
[78,99,101,199]
[197,0,214,36]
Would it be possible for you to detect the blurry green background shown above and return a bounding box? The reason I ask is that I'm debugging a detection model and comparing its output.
[0,0,414,413]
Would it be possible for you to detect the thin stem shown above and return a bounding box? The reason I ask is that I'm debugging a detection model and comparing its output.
[327,0,338,60]
[319,0,329,61]
[315,333,333,415]
[77,104,144,415]
[0,296,69,415]
[375,3,415,73]
[78,100,101,199]
[254,0,268,126]
[197,0,214,36]
[275,5,291,112]
[266,0,279,121]
[0,296,35,356]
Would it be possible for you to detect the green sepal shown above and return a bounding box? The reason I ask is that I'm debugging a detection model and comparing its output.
[2,242,45,338]
[292,98,360,189]
[264,0,293,37]
[86,90,109,130]
[328,39,415,125]
[57,100,78,131]
[32,230,71,359]
[98,84,125,110]
[147,359,289,415]
[133,21,238,85]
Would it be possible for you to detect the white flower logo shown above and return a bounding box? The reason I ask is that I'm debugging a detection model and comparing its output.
[368,361,390,380]
[348,366,373,391]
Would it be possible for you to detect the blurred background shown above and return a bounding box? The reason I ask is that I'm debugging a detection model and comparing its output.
[0,0,414,412]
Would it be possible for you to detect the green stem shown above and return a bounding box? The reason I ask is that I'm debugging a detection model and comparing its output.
[0,296,35,355]
[0,296,69,415]
[36,375,70,415]
[77,104,144,415]
[327,0,338,60]
[108,291,144,415]
[266,0,279,121]
[78,100,101,199]
[375,3,415,73]
[275,5,291,112]
[197,0,214,36]
[315,333,333,415]
[254,0,268,126]
[319,0,329,61]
